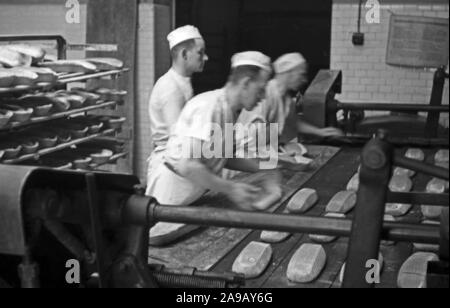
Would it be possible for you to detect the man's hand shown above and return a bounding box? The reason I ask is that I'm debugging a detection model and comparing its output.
[277,153,314,172]
[227,182,262,211]
[278,158,313,172]
[318,127,344,138]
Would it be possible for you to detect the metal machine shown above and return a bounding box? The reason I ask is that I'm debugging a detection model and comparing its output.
[302,67,449,146]
[0,130,448,288]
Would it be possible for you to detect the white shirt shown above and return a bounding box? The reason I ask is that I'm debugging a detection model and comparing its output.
[146,88,237,206]
[148,68,194,153]
[166,88,235,175]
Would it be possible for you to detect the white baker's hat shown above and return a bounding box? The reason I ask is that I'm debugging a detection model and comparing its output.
[231,51,272,72]
[167,25,203,50]
[273,53,306,74]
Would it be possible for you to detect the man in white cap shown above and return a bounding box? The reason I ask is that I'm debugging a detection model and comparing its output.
[146,25,208,196]
[146,51,274,210]
[238,52,342,161]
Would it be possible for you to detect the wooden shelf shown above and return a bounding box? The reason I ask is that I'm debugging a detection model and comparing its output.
[0,101,118,132]
[1,129,117,164]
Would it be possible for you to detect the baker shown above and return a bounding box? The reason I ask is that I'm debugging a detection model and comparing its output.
[146,25,208,196]
[237,52,343,161]
[146,51,275,211]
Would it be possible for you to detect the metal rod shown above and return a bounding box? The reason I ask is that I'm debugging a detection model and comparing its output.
[145,204,440,244]
[323,134,449,148]
[394,156,449,180]
[343,135,392,288]
[337,102,449,113]
[85,173,106,288]
[387,192,449,206]
[58,69,129,84]
[426,67,447,138]
[357,0,363,33]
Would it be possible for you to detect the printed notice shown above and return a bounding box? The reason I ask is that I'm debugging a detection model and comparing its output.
[386,14,449,68]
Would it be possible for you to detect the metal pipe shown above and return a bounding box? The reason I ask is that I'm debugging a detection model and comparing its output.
[336,102,449,113]
[323,134,449,148]
[357,0,363,33]
[387,192,449,206]
[426,67,447,138]
[343,134,392,288]
[144,204,440,244]
[394,156,449,180]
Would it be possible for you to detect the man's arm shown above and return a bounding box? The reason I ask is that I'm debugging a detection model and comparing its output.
[297,121,343,137]
[177,158,233,194]
[225,158,261,173]
[162,94,185,129]
[176,158,261,210]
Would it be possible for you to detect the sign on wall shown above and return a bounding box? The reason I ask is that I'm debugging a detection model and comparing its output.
[386,14,449,68]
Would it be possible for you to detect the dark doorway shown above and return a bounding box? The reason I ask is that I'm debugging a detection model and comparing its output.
[176,0,332,94]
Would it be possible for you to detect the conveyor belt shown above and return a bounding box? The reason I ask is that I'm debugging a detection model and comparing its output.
[147,145,447,288]
[148,145,340,270]
[210,146,447,288]
[210,146,361,288]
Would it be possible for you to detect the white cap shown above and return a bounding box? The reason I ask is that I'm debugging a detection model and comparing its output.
[167,25,203,50]
[231,51,272,73]
[273,53,306,74]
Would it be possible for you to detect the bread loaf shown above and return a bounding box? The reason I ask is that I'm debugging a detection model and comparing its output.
[232,241,272,279]
[0,69,15,87]
[405,148,425,161]
[394,167,415,178]
[287,244,326,283]
[389,175,413,192]
[325,190,356,214]
[0,47,32,67]
[25,67,57,84]
[252,184,282,211]
[346,173,359,192]
[260,230,291,243]
[6,44,46,64]
[397,252,439,288]
[420,178,447,219]
[434,149,449,163]
[0,110,13,128]
[85,57,124,71]
[385,203,412,217]
[286,188,318,213]
[39,60,97,73]
[387,174,413,216]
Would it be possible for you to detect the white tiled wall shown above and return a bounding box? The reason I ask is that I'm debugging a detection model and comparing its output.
[331,1,449,127]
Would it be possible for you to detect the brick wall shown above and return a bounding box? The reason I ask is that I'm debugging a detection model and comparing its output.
[331,0,449,127]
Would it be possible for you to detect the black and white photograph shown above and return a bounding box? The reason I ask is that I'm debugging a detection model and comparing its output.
[0,0,448,291]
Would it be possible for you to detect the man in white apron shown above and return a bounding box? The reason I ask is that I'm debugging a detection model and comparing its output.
[237,52,343,162]
[146,25,208,196]
[146,51,273,210]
